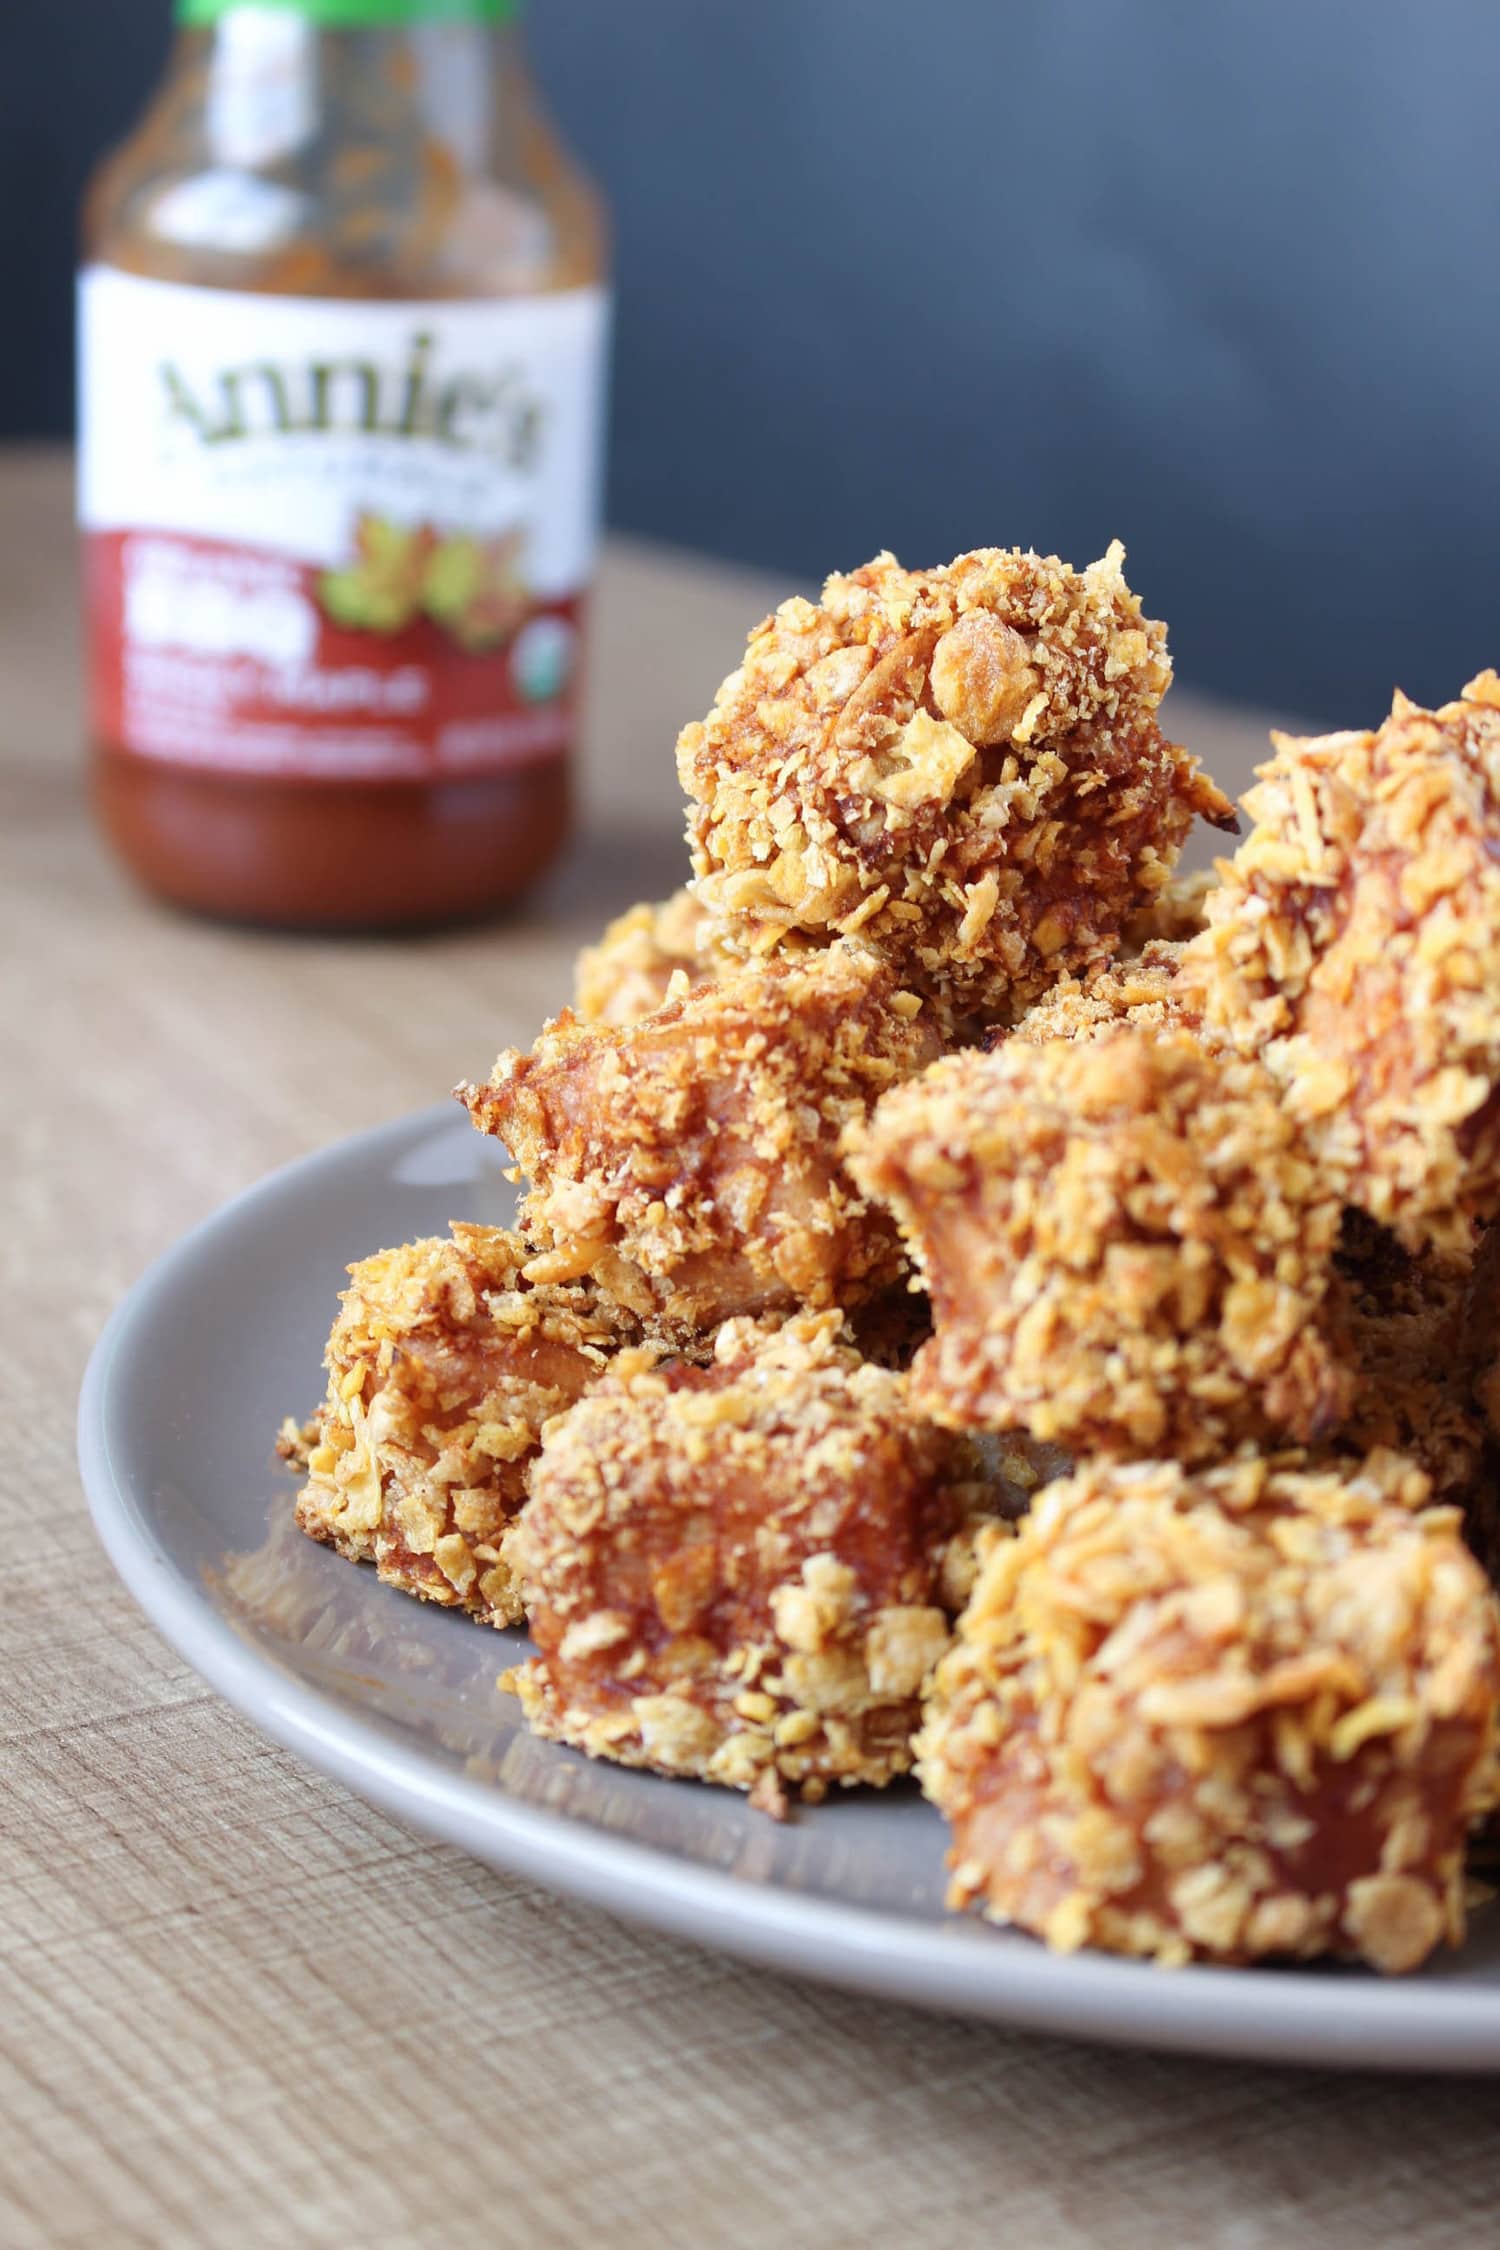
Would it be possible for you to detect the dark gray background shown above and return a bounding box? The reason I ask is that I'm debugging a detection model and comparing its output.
[3,0,1495,721]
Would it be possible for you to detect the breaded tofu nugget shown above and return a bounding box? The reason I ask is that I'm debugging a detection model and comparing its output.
[294,1224,634,1625]
[462,938,942,1336]
[677,544,1235,1025]
[918,1452,1500,1971]
[1178,676,1500,1253]
[571,886,735,1028]
[503,1312,974,1806]
[847,1030,1350,1460]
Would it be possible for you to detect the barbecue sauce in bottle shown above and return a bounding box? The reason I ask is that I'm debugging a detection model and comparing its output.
[80,0,608,928]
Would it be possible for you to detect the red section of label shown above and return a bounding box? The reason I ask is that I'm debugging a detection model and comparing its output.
[87,529,582,782]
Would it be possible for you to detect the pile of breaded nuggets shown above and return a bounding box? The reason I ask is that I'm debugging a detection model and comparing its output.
[286,541,1500,1976]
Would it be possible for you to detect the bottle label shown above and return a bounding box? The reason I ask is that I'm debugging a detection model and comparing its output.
[79,268,609,782]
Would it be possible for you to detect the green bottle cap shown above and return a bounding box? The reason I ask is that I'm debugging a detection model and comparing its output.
[178,0,518,25]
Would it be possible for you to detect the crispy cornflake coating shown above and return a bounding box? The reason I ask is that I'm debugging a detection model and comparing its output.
[1177,675,1500,1253]
[1006,938,1195,1047]
[918,1453,1500,1970]
[461,938,942,1336]
[294,1224,634,1626]
[847,1030,1350,1460]
[676,544,1235,1024]
[503,1312,974,1804]
[571,887,735,1028]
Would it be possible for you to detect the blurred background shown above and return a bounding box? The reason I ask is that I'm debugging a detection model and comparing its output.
[3,0,1494,724]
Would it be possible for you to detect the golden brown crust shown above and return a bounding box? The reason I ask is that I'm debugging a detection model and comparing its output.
[1006,939,1196,1047]
[918,1452,1500,1970]
[847,1029,1350,1460]
[571,887,736,1028]
[504,1311,973,1800]
[1177,677,1500,1254]
[677,544,1234,1025]
[461,938,942,1337]
[294,1224,635,1625]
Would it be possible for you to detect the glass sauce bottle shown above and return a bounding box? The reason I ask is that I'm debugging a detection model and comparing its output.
[80,0,608,929]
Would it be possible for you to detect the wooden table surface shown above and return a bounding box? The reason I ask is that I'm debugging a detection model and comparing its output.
[5,444,1499,2250]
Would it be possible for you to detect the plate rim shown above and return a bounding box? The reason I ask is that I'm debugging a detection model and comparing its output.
[77,1100,1500,2074]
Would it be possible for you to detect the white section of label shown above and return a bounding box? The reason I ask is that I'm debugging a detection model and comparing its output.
[78,269,611,597]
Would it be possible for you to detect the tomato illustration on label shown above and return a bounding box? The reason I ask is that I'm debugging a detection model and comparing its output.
[318,516,531,650]
[423,529,529,650]
[317,517,434,635]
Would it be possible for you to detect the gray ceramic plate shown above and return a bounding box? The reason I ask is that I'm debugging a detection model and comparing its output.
[78,1103,1500,2071]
